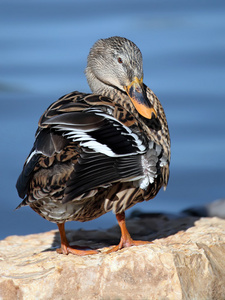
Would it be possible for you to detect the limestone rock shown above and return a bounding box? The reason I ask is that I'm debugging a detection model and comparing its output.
[183,198,225,219]
[0,216,225,300]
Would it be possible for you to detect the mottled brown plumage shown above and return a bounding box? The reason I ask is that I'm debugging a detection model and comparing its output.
[16,36,170,255]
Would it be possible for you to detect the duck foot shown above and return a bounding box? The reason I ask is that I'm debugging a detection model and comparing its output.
[56,245,98,256]
[106,238,151,254]
[57,223,99,256]
[106,212,152,254]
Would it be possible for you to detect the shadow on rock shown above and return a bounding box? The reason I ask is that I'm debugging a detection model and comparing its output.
[46,212,200,252]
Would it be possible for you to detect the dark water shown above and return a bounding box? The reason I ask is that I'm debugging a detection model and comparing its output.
[0,0,225,239]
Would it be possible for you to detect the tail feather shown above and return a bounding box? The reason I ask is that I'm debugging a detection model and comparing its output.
[15,197,28,210]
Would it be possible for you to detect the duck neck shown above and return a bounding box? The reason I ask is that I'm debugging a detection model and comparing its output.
[86,67,115,94]
[86,67,134,111]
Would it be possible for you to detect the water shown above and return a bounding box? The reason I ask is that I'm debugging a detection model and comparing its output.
[0,0,225,239]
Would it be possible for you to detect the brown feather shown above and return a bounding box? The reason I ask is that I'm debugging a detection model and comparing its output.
[16,37,170,228]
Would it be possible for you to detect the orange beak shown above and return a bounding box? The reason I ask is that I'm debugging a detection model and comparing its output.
[124,77,157,119]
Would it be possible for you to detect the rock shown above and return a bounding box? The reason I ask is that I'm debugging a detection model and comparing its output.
[183,198,225,219]
[0,216,225,300]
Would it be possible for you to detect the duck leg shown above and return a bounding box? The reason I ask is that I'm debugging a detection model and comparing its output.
[106,212,151,254]
[56,223,99,255]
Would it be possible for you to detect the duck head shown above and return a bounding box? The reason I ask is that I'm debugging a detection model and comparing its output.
[85,36,157,119]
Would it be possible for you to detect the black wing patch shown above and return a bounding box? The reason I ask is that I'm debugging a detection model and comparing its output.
[16,128,69,199]
[16,147,41,199]
[63,151,143,203]
[43,111,146,157]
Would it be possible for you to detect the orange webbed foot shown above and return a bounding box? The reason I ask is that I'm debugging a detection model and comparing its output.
[56,245,99,256]
[57,223,99,256]
[106,238,152,254]
[106,212,152,254]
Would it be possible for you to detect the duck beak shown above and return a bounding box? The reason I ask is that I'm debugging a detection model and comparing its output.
[124,76,157,119]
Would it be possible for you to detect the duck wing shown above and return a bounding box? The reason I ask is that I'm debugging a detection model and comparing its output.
[16,92,147,203]
[42,109,147,202]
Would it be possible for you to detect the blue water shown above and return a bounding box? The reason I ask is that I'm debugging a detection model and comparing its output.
[0,0,225,239]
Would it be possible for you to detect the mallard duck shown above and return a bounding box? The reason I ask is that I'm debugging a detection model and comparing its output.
[16,36,170,255]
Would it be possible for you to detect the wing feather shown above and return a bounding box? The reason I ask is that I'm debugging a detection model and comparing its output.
[63,152,143,203]
[43,110,146,157]
[16,92,147,203]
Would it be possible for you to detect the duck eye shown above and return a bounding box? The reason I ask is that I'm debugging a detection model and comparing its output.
[117,57,123,64]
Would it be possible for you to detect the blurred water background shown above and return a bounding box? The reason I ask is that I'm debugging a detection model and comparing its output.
[0,0,224,239]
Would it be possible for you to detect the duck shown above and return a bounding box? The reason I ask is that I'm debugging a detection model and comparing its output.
[16,36,171,255]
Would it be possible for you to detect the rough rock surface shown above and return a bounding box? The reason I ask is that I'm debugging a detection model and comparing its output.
[0,215,225,300]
